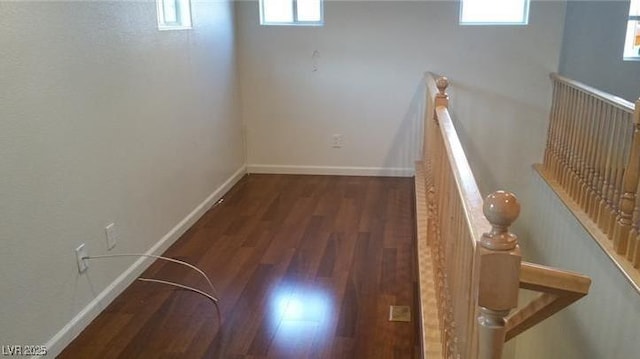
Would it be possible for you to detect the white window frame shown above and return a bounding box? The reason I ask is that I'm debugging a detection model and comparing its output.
[623,0,640,61]
[459,0,530,26]
[259,0,324,26]
[157,0,192,31]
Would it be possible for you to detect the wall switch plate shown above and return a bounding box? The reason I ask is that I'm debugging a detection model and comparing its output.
[75,243,88,273]
[332,134,343,148]
[105,223,117,250]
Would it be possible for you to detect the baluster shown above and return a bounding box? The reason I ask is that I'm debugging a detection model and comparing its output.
[477,191,522,359]
[608,110,631,235]
[590,100,608,220]
[579,96,597,208]
[569,88,583,194]
[563,87,579,188]
[556,83,570,181]
[545,80,560,173]
[583,97,601,213]
[572,91,588,200]
[579,94,597,207]
[598,105,618,231]
[548,80,561,176]
[626,203,640,261]
[613,99,640,254]
[633,232,640,268]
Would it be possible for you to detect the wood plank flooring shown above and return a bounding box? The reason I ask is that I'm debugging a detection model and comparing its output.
[60,174,419,359]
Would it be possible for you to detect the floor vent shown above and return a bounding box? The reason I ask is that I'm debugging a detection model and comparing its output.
[388,305,411,322]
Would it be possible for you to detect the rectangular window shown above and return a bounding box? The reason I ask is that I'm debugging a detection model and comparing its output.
[460,0,530,25]
[260,0,323,26]
[624,0,640,60]
[157,0,192,31]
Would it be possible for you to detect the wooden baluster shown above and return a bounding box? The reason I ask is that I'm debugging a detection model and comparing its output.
[579,94,597,207]
[545,80,560,173]
[572,91,588,200]
[590,100,608,220]
[569,88,583,194]
[556,83,570,180]
[598,105,618,231]
[477,191,522,359]
[558,85,571,186]
[580,95,594,206]
[608,110,631,236]
[583,97,601,214]
[633,232,640,268]
[613,99,640,254]
[562,87,578,188]
[626,204,640,261]
[549,80,563,177]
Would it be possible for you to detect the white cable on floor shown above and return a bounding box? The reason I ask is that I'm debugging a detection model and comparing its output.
[82,253,223,324]
[136,278,218,303]
[83,253,219,299]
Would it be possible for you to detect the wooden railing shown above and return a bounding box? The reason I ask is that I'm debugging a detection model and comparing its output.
[415,73,591,359]
[536,73,640,292]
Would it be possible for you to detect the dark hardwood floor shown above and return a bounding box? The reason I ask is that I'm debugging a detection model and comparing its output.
[60,174,419,358]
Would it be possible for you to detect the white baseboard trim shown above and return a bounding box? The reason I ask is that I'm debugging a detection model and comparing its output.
[40,165,246,359]
[247,164,414,177]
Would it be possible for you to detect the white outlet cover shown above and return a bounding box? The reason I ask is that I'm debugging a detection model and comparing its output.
[75,243,88,273]
[105,223,117,250]
[332,134,343,148]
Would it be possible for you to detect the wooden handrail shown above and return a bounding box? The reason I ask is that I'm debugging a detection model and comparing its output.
[550,73,634,111]
[505,262,591,341]
[416,72,591,359]
[428,72,489,244]
[436,106,489,246]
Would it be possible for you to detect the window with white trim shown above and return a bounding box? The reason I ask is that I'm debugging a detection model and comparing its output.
[157,0,192,31]
[624,0,640,60]
[460,0,530,25]
[260,0,323,26]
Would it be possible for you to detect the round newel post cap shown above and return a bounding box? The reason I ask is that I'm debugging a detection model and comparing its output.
[436,76,449,95]
[481,191,520,250]
[483,191,520,228]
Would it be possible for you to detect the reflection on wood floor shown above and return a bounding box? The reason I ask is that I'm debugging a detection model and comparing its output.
[60,174,419,358]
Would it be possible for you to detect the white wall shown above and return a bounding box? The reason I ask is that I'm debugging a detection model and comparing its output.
[514,1,640,357]
[515,174,640,359]
[0,0,243,355]
[559,0,640,102]
[236,0,565,182]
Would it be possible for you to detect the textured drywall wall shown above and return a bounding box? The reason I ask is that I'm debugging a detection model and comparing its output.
[559,0,640,102]
[514,173,640,359]
[236,0,565,187]
[0,0,243,354]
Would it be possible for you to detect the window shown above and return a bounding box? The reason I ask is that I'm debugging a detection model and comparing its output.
[260,0,323,26]
[624,0,640,60]
[156,0,192,30]
[460,0,530,25]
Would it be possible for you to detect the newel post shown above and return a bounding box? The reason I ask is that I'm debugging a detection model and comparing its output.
[613,98,640,255]
[477,191,522,359]
[435,76,450,110]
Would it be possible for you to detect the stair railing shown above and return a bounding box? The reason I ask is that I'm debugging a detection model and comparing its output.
[415,72,591,359]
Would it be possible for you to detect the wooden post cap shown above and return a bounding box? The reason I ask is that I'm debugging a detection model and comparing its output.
[436,77,449,96]
[481,191,520,250]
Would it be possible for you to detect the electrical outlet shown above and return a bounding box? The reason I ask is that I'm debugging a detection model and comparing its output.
[105,223,117,250]
[332,134,343,148]
[75,243,88,273]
